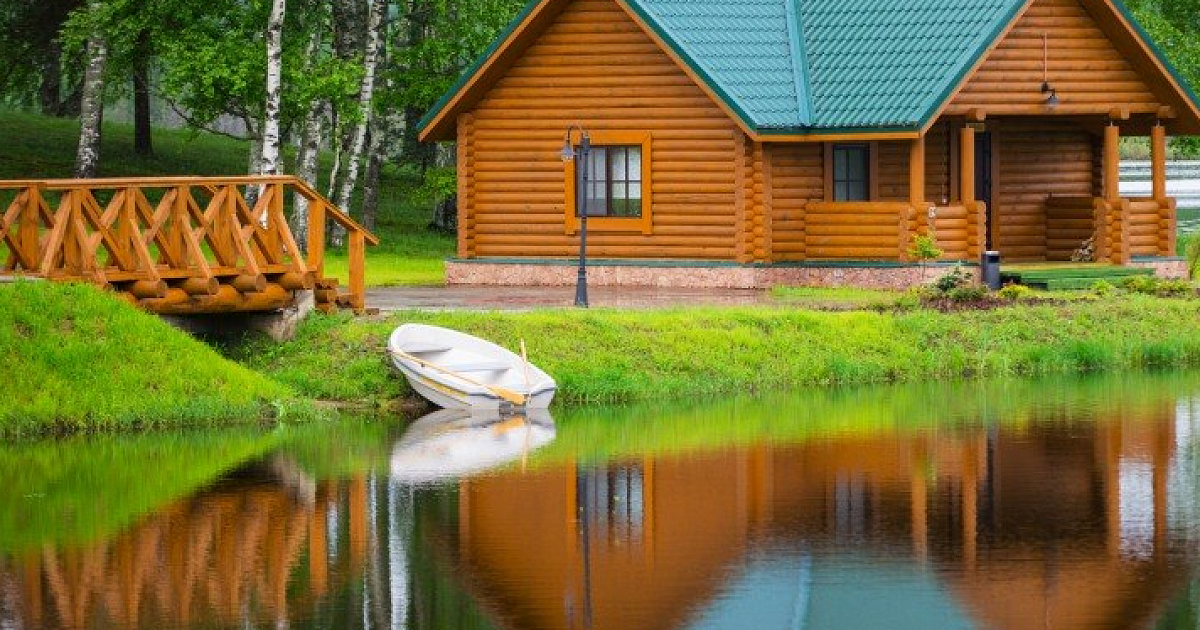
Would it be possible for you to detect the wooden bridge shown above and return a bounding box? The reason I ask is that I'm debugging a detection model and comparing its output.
[0,176,378,314]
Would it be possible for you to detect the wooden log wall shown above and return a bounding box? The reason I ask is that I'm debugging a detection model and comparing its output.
[1045,196,1095,260]
[769,144,822,262]
[947,0,1166,117]
[1127,198,1166,257]
[876,123,955,204]
[932,205,971,261]
[465,0,741,260]
[994,120,1095,261]
[803,201,911,260]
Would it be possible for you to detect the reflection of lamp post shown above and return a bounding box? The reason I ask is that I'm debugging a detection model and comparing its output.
[561,125,591,307]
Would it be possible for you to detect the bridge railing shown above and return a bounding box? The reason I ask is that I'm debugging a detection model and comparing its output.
[0,176,378,313]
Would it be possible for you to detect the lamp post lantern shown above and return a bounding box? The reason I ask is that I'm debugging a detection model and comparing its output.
[561,125,591,307]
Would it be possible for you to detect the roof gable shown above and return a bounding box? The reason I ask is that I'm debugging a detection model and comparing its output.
[419,0,1200,141]
[802,0,1022,130]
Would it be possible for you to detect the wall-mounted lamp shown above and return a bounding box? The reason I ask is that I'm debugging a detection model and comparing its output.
[1041,33,1059,109]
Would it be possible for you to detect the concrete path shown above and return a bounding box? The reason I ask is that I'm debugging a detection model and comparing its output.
[367,285,772,311]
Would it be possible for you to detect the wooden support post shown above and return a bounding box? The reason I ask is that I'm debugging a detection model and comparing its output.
[1151,123,1167,202]
[348,230,366,312]
[1104,123,1121,204]
[306,200,326,277]
[960,125,976,207]
[1104,123,1129,263]
[910,135,927,213]
[961,125,980,258]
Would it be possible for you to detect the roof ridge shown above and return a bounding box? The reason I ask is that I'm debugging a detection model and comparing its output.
[784,0,813,126]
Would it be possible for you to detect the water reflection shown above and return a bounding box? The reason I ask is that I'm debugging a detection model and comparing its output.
[2,373,1200,629]
[391,409,556,485]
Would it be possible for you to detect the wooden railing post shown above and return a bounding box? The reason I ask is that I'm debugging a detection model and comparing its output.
[306,200,326,278]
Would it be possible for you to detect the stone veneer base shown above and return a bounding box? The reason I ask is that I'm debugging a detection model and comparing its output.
[1130,258,1189,279]
[445,260,978,290]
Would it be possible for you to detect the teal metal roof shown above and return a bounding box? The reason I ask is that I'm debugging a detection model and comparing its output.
[627,0,1022,132]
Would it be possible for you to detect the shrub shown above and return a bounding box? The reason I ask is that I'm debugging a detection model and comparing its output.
[998,284,1034,302]
[933,266,973,293]
[948,285,989,302]
[1092,279,1115,297]
[1120,275,1158,294]
[908,233,943,262]
[1156,278,1195,297]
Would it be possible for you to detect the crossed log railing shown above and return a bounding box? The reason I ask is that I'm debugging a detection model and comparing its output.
[0,176,378,314]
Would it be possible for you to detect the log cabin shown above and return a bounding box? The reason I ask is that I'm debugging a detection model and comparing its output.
[419,0,1200,289]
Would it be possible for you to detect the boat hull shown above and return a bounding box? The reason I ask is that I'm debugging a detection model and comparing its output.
[388,324,557,410]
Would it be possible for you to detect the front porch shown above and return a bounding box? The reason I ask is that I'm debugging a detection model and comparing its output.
[776,114,1179,267]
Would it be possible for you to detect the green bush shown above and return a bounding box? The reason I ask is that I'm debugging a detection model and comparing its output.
[948,285,989,302]
[1092,279,1116,297]
[933,266,974,293]
[1121,275,1159,294]
[998,284,1035,302]
[909,233,943,262]
[1155,278,1194,297]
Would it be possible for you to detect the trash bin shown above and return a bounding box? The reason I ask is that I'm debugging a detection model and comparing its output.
[981,250,1001,290]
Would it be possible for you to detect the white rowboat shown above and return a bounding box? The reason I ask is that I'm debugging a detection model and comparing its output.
[390,408,556,484]
[387,323,557,410]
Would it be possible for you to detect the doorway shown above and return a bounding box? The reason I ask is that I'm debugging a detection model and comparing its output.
[975,132,994,250]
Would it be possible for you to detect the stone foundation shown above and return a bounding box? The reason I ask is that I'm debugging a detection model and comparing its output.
[1130,257,1189,279]
[445,259,977,290]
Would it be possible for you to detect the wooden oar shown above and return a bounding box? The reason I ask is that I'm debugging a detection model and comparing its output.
[388,348,527,406]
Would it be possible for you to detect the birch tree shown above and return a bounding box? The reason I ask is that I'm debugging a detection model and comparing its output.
[260,0,287,176]
[75,0,108,178]
[336,0,387,212]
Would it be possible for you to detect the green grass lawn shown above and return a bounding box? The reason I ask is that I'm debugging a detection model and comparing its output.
[0,281,298,436]
[0,109,454,286]
[235,289,1200,407]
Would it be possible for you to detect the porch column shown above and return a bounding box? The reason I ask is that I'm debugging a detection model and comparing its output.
[1151,122,1167,201]
[960,124,982,258]
[910,135,927,221]
[1152,122,1176,256]
[1104,122,1129,263]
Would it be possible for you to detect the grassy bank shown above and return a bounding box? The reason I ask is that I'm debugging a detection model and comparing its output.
[0,281,295,436]
[236,291,1200,407]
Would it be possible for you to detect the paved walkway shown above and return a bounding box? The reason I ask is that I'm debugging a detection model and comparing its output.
[367,285,772,311]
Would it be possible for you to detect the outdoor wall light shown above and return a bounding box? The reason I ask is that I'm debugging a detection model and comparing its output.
[1042,82,1060,109]
[561,125,592,307]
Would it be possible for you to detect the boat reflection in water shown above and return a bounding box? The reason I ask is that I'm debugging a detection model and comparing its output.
[391,408,557,485]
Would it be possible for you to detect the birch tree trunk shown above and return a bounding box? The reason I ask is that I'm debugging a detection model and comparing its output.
[335,0,386,212]
[293,23,328,251]
[74,2,108,179]
[261,0,287,177]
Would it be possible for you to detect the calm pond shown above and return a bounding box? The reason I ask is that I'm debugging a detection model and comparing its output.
[5,372,1200,630]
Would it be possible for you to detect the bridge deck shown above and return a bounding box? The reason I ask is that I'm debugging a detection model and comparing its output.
[0,176,378,314]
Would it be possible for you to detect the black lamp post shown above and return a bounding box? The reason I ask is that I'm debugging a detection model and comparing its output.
[561,125,591,307]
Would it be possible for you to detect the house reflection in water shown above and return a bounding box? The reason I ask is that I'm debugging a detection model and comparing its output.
[430,402,1197,630]
[1,392,1198,630]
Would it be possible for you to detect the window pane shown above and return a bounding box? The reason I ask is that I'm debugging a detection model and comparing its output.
[848,148,865,181]
[835,149,848,180]
[629,148,642,181]
[613,182,627,202]
[835,181,847,201]
[848,180,867,202]
[589,148,607,183]
[613,148,627,181]
[629,182,642,200]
